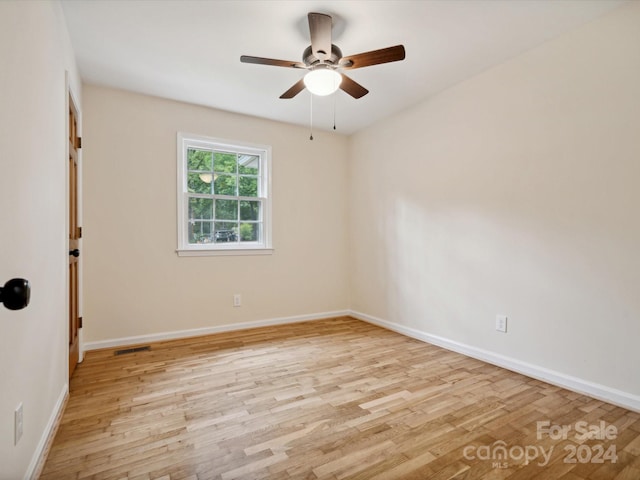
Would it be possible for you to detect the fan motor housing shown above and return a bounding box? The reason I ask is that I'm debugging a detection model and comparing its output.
[303,44,343,67]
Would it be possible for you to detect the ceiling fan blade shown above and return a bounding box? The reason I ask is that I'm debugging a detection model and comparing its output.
[280,79,306,99]
[340,74,368,99]
[240,55,305,69]
[340,45,406,70]
[308,12,332,61]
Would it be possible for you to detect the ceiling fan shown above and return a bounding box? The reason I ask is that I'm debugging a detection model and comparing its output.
[240,12,406,100]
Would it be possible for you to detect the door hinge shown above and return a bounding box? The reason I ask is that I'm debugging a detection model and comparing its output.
[78,317,83,328]
[76,137,82,149]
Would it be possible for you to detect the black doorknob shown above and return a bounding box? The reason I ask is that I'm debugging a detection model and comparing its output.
[0,278,31,310]
[69,249,80,257]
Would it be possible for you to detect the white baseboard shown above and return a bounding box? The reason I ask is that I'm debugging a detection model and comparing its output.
[83,310,350,351]
[350,310,640,413]
[26,383,68,480]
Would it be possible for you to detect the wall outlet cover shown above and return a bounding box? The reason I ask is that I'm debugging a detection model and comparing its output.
[496,315,508,333]
[15,403,23,445]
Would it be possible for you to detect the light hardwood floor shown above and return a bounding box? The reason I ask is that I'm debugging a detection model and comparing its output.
[40,317,640,479]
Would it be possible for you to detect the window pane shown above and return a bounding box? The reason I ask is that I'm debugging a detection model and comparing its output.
[188,149,212,171]
[239,223,260,242]
[215,199,238,220]
[214,174,236,196]
[214,222,237,243]
[238,155,259,175]
[214,152,237,173]
[189,220,213,244]
[239,176,258,197]
[188,172,213,194]
[189,197,213,219]
[240,200,260,221]
[179,134,270,253]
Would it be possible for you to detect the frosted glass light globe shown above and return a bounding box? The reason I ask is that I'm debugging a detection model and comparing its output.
[304,68,342,96]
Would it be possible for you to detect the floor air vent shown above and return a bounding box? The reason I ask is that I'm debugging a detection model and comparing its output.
[114,346,151,356]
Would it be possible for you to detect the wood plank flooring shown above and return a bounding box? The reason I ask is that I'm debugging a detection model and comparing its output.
[40,317,640,479]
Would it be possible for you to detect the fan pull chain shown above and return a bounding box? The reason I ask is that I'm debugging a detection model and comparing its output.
[333,91,337,131]
[309,93,314,141]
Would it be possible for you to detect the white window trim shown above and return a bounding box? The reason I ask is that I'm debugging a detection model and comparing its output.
[176,132,273,256]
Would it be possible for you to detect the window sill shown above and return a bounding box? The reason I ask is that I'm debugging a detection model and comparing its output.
[176,247,274,257]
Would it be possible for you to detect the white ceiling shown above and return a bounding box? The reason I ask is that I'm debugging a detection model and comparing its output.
[61,0,626,135]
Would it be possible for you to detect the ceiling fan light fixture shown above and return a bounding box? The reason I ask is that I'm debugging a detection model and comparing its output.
[304,67,342,96]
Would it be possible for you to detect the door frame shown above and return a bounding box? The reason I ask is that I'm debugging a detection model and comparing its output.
[66,73,83,374]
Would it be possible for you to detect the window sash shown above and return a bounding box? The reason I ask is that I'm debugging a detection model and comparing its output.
[177,133,272,255]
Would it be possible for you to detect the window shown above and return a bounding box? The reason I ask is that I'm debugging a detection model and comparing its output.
[177,133,272,256]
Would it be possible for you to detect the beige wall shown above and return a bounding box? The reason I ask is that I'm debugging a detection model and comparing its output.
[0,1,81,478]
[349,2,640,398]
[82,86,349,343]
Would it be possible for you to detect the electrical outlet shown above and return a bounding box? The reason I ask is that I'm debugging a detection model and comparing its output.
[496,315,508,333]
[233,294,241,307]
[15,403,23,445]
